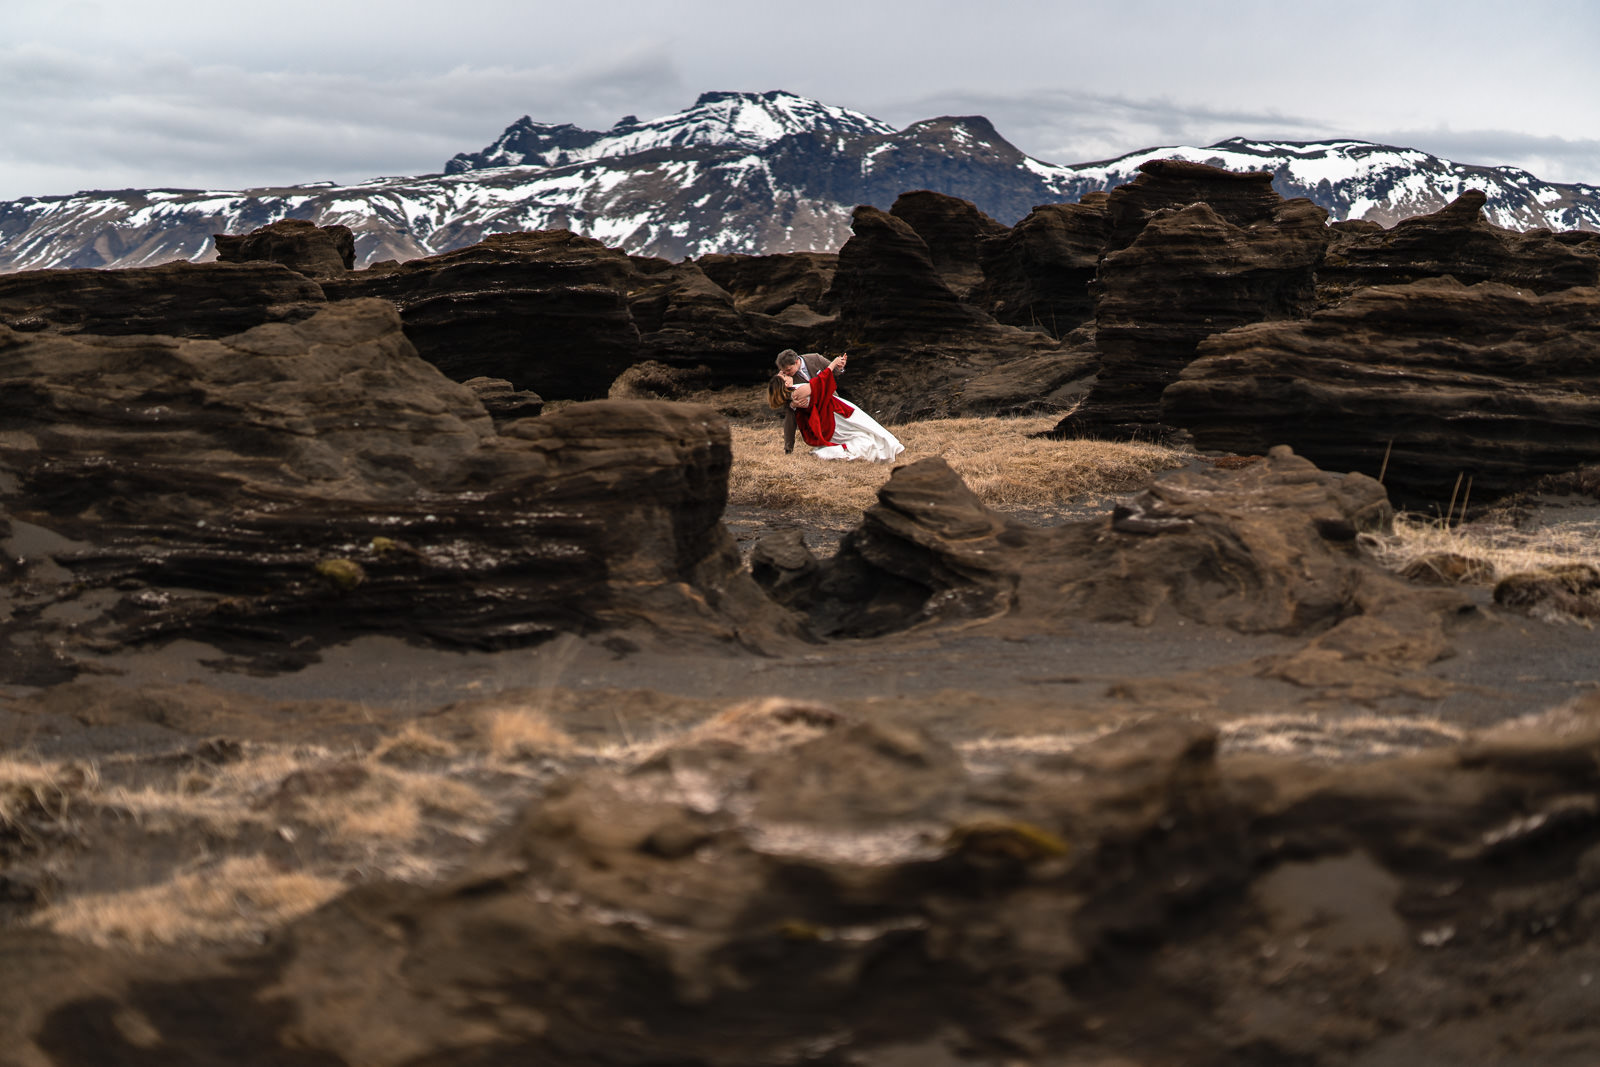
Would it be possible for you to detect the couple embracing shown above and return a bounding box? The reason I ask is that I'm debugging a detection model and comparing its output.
[767,349,904,463]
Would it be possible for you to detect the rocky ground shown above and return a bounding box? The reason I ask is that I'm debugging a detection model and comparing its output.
[4,439,1600,1065]
[3,161,1600,1064]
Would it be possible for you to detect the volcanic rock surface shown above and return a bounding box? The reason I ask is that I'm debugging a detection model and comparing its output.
[970,193,1110,336]
[1057,160,1332,438]
[0,260,327,338]
[10,681,1600,1065]
[756,446,1460,643]
[818,204,1093,421]
[1164,278,1600,503]
[1317,189,1600,306]
[213,218,356,279]
[0,299,789,677]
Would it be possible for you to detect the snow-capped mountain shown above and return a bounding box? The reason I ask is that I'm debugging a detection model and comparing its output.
[444,90,897,172]
[1063,138,1600,232]
[1,91,1596,273]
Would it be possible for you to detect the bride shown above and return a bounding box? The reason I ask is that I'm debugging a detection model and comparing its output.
[767,352,904,463]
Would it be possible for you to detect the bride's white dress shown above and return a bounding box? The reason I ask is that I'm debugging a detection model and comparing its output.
[811,398,904,462]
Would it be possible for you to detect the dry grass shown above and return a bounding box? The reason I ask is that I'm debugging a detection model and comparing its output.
[0,755,95,824]
[729,414,1190,518]
[34,855,344,948]
[483,705,575,760]
[1367,512,1600,585]
[669,697,843,754]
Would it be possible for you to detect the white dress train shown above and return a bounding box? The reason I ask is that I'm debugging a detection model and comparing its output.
[811,398,904,462]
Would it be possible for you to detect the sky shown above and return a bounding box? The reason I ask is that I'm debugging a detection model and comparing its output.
[3,0,1598,201]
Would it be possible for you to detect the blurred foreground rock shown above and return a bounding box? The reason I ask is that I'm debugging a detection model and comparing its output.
[12,693,1600,1064]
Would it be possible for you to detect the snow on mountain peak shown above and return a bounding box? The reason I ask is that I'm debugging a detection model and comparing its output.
[447,91,896,175]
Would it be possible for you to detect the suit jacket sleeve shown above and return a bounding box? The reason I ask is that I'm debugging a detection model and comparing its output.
[802,353,833,377]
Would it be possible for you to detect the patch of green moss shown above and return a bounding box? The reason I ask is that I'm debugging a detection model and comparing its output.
[314,558,366,591]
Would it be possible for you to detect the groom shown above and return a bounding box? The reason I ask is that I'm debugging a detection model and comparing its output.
[775,348,836,453]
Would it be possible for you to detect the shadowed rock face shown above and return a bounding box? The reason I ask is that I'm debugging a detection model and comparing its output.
[888,189,1010,298]
[694,250,838,318]
[0,261,328,338]
[819,204,1091,421]
[15,692,1600,1065]
[971,192,1111,336]
[1317,190,1600,306]
[825,204,987,338]
[0,299,790,675]
[322,230,645,399]
[1163,278,1600,504]
[213,218,356,278]
[1059,160,1332,438]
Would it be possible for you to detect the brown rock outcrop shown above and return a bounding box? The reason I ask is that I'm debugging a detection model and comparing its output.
[758,446,1455,641]
[1055,160,1331,438]
[624,257,808,381]
[0,299,789,676]
[888,189,1010,298]
[0,261,327,338]
[460,376,544,425]
[16,694,1600,1064]
[971,193,1110,336]
[1162,277,1600,503]
[1317,190,1600,306]
[213,217,356,278]
[695,251,838,318]
[825,203,987,337]
[820,203,1091,421]
[322,229,644,399]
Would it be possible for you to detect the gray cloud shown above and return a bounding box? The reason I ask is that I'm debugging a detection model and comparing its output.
[0,43,688,197]
[2,0,1597,199]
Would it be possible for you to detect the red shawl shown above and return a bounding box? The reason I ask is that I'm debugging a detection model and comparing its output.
[794,367,855,447]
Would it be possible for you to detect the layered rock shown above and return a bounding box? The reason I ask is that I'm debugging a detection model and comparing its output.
[213,217,356,278]
[0,299,788,676]
[820,203,1092,421]
[0,261,327,338]
[970,193,1110,336]
[322,230,644,398]
[887,189,1009,298]
[1056,160,1331,438]
[17,691,1600,1064]
[1163,278,1600,503]
[1317,190,1600,306]
[624,258,811,382]
[694,251,837,319]
[757,447,1453,642]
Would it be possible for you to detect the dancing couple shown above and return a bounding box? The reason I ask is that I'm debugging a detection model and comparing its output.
[768,349,904,463]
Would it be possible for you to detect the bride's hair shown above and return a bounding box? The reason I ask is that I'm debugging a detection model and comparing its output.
[766,374,792,410]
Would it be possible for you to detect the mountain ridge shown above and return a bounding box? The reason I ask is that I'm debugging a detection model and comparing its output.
[1,90,1595,272]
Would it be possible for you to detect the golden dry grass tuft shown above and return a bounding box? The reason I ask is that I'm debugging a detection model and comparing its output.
[484,705,575,761]
[0,756,95,826]
[728,415,1190,518]
[670,697,844,754]
[34,855,345,949]
[1367,513,1600,586]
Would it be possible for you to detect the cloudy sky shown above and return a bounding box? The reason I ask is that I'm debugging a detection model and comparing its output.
[4,0,1597,201]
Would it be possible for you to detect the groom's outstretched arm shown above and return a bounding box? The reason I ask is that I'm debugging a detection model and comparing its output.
[803,352,832,377]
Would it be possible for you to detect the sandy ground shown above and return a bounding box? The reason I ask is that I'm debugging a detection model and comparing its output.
[7,495,1596,768]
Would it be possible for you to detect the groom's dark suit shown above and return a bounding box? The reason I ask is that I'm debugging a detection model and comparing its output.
[782,352,835,453]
